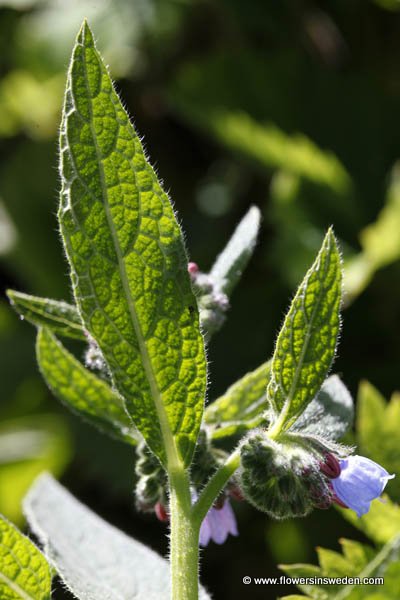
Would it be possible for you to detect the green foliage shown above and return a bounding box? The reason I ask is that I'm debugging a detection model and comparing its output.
[7,290,84,340]
[36,328,137,444]
[280,535,400,600]
[267,229,342,432]
[204,360,270,440]
[0,513,51,599]
[338,494,400,546]
[355,380,400,500]
[24,473,211,600]
[209,204,261,296]
[345,163,400,303]
[58,22,206,466]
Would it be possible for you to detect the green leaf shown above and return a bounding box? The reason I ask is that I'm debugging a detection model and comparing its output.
[356,380,400,500]
[58,21,206,466]
[209,205,261,295]
[292,375,354,441]
[204,360,271,440]
[337,494,400,546]
[36,327,137,445]
[0,513,51,600]
[280,536,400,600]
[24,473,211,600]
[267,229,342,433]
[7,290,85,340]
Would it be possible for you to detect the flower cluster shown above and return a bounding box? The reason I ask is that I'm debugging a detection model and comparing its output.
[238,431,395,521]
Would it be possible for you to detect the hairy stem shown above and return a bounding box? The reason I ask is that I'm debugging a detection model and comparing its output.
[191,449,241,526]
[169,468,200,600]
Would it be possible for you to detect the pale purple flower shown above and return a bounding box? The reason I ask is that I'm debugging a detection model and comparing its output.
[331,455,395,517]
[199,499,238,547]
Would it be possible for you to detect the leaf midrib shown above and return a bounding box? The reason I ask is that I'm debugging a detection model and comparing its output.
[77,37,180,469]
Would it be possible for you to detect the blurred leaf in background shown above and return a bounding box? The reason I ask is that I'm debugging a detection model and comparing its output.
[356,380,400,502]
[0,414,71,525]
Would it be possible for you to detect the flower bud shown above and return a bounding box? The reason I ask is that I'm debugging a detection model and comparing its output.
[134,442,167,512]
[239,432,332,519]
[188,267,229,339]
[191,429,227,489]
[320,452,341,479]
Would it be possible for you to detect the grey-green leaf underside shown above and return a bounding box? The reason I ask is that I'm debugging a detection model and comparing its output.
[58,21,207,466]
[24,474,211,600]
[209,205,261,296]
[292,375,354,441]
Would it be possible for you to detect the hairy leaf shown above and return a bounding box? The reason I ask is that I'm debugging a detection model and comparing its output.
[24,474,211,600]
[7,289,85,340]
[0,514,51,600]
[292,375,354,441]
[205,360,271,440]
[267,229,342,432]
[36,327,137,444]
[58,21,206,466]
[209,205,261,295]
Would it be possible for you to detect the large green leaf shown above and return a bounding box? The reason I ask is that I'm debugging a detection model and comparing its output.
[0,514,51,599]
[7,290,85,340]
[58,21,207,466]
[36,327,137,445]
[209,205,261,296]
[204,360,270,440]
[267,229,342,432]
[24,474,211,600]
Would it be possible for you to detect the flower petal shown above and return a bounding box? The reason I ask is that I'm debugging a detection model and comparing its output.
[332,455,395,517]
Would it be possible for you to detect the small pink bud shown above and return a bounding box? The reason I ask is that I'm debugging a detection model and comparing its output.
[155,502,169,522]
[188,262,199,276]
[213,495,226,510]
[228,484,245,502]
[320,453,341,479]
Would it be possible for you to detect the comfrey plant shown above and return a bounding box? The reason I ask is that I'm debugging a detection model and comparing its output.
[3,21,395,600]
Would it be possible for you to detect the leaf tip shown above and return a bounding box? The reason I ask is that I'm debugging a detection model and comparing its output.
[77,18,94,46]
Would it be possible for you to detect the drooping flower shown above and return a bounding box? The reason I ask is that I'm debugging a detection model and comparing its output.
[199,499,238,547]
[331,455,395,517]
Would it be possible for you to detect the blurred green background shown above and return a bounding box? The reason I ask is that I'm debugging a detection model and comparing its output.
[1,0,400,598]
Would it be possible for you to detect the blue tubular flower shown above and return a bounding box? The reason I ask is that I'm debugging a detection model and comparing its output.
[199,499,238,547]
[331,455,395,517]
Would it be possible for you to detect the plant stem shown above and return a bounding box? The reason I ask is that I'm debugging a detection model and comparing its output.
[169,468,200,600]
[192,449,241,526]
